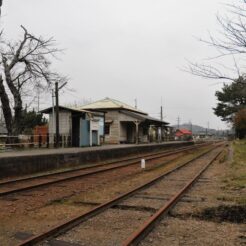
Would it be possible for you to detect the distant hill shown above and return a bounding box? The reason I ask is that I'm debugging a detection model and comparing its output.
[171,123,231,135]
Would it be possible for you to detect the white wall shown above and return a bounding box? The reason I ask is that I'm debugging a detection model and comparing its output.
[48,111,72,135]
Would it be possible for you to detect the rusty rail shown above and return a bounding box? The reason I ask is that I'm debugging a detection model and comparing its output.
[17,144,224,246]
[0,143,211,196]
[122,149,223,246]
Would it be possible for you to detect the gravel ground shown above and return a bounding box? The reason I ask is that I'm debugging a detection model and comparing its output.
[45,148,220,246]
[141,217,244,246]
[0,148,200,245]
[140,146,246,246]
[53,209,151,246]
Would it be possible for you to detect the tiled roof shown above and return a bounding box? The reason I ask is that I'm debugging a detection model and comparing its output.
[176,128,192,136]
[80,97,147,115]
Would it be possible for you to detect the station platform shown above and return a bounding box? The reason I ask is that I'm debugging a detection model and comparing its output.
[0,141,193,178]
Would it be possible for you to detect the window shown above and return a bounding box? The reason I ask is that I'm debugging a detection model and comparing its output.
[104,123,110,135]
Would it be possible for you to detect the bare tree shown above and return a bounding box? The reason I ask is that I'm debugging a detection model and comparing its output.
[187,1,246,84]
[0,0,2,16]
[0,26,67,134]
[0,76,13,134]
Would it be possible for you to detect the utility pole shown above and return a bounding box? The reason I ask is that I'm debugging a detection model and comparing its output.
[52,89,55,142]
[134,98,137,109]
[189,120,192,133]
[160,106,163,121]
[205,121,210,137]
[55,82,59,148]
[160,97,163,121]
[177,116,180,129]
[160,98,163,142]
[37,86,40,112]
[54,81,67,148]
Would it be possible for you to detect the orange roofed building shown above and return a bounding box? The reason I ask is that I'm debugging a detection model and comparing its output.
[175,128,193,141]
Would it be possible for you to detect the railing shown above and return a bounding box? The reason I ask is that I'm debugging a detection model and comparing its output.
[0,134,72,151]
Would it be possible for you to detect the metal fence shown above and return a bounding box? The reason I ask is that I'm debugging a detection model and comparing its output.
[0,134,72,151]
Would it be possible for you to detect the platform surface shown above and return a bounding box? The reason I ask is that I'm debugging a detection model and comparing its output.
[0,141,184,158]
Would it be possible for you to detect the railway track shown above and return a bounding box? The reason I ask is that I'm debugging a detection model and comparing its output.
[17,143,225,246]
[0,143,212,196]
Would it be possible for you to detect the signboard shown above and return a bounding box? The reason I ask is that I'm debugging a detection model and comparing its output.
[90,120,99,131]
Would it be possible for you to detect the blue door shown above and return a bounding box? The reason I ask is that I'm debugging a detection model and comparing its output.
[80,119,90,147]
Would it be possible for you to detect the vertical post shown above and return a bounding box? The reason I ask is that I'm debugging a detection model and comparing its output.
[160,106,163,142]
[38,134,42,148]
[135,121,139,144]
[52,89,55,145]
[55,82,59,148]
[148,126,150,143]
[177,116,180,129]
[160,106,163,121]
[46,133,49,148]
[103,112,106,143]
[141,159,146,169]
[89,120,92,146]
[37,86,40,112]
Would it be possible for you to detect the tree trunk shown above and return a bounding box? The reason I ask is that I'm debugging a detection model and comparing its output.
[3,58,23,134]
[0,76,13,135]
[13,94,23,134]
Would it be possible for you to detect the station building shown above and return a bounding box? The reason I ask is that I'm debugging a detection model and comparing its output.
[80,98,169,144]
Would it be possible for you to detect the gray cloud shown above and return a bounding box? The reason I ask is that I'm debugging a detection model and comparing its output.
[2,0,231,129]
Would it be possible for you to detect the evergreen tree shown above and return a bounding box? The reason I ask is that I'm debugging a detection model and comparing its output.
[213,77,246,122]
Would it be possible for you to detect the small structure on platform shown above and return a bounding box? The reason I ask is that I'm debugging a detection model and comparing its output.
[175,128,193,141]
[0,122,7,135]
[80,97,169,144]
[40,106,104,147]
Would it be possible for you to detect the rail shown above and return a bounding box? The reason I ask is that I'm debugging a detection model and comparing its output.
[16,143,224,246]
[0,143,211,196]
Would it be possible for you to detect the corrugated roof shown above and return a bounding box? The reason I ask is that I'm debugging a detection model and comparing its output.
[80,97,147,115]
[121,110,169,125]
[40,106,91,114]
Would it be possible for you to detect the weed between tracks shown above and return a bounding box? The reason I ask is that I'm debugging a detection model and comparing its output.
[51,148,207,207]
[0,146,212,245]
[197,205,246,224]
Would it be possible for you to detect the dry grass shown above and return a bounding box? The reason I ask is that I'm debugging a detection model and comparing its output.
[221,140,246,205]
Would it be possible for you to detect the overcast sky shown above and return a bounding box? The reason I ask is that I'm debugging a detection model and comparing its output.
[3,0,232,129]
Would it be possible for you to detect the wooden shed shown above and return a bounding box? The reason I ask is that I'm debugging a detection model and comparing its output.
[40,106,104,147]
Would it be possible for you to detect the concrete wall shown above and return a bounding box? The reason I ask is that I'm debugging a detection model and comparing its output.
[0,142,194,178]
